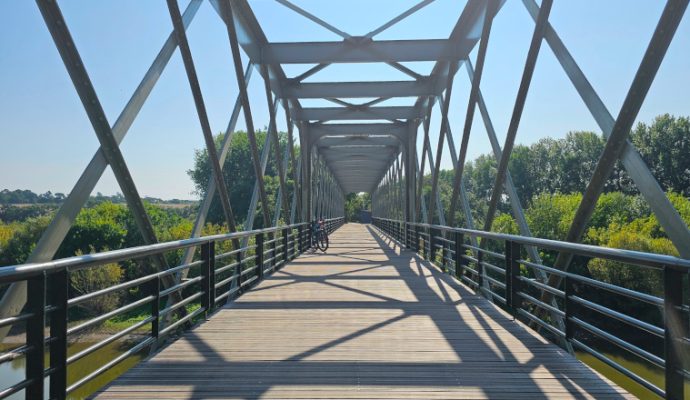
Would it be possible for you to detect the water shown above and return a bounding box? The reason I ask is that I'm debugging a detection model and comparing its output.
[0,339,144,399]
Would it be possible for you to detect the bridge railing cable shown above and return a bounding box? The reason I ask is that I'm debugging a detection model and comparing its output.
[373,217,690,400]
[0,217,344,399]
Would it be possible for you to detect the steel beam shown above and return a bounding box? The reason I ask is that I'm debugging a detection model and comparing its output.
[261,39,474,64]
[522,0,690,259]
[551,0,689,273]
[482,0,552,235]
[298,106,420,122]
[0,0,203,339]
[447,0,498,226]
[282,80,435,99]
[221,1,271,229]
[167,0,238,236]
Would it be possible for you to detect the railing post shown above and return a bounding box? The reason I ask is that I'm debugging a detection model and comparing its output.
[297,225,303,254]
[26,273,46,399]
[283,227,289,264]
[209,242,216,308]
[256,233,264,281]
[664,266,687,400]
[564,275,575,342]
[476,251,484,291]
[454,232,464,279]
[201,242,213,315]
[505,241,521,316]
[271,232,277,272]
[151,274,160,339]
[429,228,437,264]
[49,270,68,400]
[235,242,242,295]
[415,225,420,253]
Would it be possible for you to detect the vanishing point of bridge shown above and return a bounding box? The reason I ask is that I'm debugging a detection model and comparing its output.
[1,0,689,399]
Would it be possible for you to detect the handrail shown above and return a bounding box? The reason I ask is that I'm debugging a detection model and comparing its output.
[0,217,345,399]
[372,216,689,399]
[375,217,690,270]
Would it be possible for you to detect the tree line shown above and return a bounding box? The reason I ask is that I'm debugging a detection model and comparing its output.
[0,115,687,325]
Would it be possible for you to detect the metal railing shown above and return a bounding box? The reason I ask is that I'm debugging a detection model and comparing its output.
[0,217,344,399]
[373,217,690,399]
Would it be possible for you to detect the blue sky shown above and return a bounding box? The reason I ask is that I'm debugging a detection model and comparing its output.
[0,0,688,199]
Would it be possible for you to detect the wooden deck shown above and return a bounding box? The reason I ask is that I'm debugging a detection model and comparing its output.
[96,223,631,399]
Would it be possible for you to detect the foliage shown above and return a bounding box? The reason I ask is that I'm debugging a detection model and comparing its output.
[69,248,124,317]
[0,204,57,223]
[631,114,690,196]
[188,130,296,228]
[345,192,371,222]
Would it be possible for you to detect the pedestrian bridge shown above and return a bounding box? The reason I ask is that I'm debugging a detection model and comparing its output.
[95,223,630,399]
[1,0,689,399]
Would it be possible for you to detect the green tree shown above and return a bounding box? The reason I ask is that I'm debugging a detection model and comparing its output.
[631,114,690,196]
[188,130,295,228]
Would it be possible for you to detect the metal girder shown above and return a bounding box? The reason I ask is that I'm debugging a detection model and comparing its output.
[317,136,400,147]
[221,1,272,229]
[551,0,689,269]
[167,0,239,237]
[298,106,419,121]
[427,61,458,225]
[262,64,291,224]
[0,0,203,339]
[481,0,553,235]
[35,2,169,272]
[522,0,690,259]
[261,39,474,64]
[177,62,254,277]
[309,123,408,142]
[282,80,434,99]
[447,0,498,227]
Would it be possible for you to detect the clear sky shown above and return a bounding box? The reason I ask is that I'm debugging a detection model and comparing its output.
[0,0,688,199]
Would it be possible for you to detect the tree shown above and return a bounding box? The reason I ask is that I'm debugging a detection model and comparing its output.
[631,114,690,196]
[188,130,295,228]
[345,192,370,222]
[69,248,124,318]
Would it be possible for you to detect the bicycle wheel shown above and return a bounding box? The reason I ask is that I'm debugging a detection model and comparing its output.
[317,230,329,252]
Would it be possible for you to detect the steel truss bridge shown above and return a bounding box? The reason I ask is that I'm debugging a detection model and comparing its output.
[1,0,689,399]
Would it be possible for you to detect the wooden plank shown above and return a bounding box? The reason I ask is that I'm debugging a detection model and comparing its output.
[96,224,632,399]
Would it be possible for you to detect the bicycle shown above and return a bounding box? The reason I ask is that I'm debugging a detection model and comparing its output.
[310,219,329,252]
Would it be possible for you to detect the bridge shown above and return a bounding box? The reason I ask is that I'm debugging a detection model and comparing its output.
[1,0,689,399]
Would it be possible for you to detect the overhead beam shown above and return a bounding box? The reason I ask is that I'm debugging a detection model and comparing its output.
[299,106,419,121]
[309,123,407,141]
[261,38,474,64]
[282,80,434,99]
[317,136,400,147]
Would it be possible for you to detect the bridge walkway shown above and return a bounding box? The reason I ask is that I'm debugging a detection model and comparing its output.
[96,223,631,399]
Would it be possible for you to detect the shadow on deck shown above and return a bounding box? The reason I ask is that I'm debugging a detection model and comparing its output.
[96,223,631,399]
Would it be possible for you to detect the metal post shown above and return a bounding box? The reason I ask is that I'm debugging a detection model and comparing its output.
[151,274,160,339]
[283,227,289,264]
[256,233,264,280]
[664,267,687,400]
[564,276,576,342]
[454,232,464,279]
[477,252,484,291]
[201,242,212,315]
[49,269,68,400]
[26,273,46,399]
[506,241,521,316]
